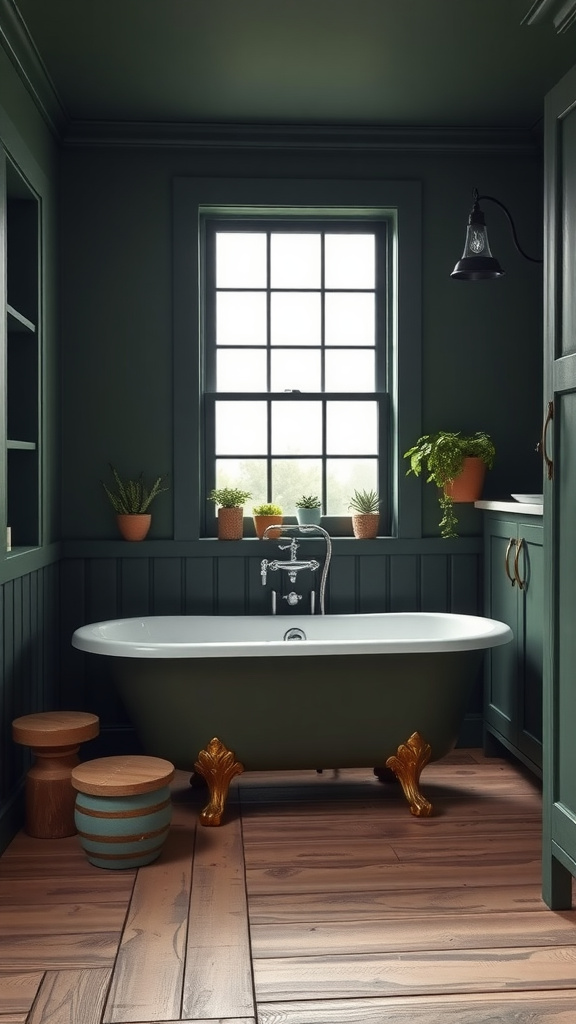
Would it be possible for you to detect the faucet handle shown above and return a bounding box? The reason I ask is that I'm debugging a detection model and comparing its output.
[278,540,298,553]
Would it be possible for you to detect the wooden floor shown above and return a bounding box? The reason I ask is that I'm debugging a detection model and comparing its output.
[1,748,576,1024]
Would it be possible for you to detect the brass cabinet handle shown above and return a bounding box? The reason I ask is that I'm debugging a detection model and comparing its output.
[536,400,554,480]
[514,537,525,590]
[505,537,517,586]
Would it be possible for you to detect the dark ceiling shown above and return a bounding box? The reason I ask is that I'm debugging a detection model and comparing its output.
[7,0,576,131]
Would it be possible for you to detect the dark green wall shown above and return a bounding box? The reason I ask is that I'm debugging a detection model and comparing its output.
[59,145,543,540]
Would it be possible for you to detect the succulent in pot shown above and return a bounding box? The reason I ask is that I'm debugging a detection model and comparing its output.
[253,502,283,539]
[102,465,169,541]
[348,488,380,539]
[403,430,495,539]
[207,487,252,540]
[295,494,322,526]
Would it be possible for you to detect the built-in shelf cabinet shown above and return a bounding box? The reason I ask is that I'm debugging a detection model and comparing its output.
[2,148,41,552]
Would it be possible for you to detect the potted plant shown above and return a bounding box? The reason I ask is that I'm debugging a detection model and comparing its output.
[102,465,169,541]
[403,430,495,539]
[348,489,380,539]
[207,487,252,540]
[295,495,322,527]
[253,502,283,539]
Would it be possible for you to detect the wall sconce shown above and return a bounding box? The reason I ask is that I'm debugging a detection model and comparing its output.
[450,188,543,280]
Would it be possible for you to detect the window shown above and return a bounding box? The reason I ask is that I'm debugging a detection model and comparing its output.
[202,219,389,533]
[172,178,422,540]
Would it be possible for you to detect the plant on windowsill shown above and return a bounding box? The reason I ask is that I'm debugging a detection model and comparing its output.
[295,495,322,527]
[102,465,169,541]
[207,487,252,540]
[403,431,495,539]
[348,489,380,539]
[253,502,283,540]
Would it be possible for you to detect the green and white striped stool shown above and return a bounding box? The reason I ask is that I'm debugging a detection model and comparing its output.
[71,754,174,869]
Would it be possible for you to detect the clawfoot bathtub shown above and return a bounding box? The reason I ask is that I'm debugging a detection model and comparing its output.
[72,612,512,824]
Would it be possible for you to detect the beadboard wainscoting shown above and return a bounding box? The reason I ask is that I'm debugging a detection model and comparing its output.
[0,560,60,851]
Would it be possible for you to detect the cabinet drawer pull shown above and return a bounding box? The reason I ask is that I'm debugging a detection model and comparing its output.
[514,537,526,590]
[536,400,554,480]
[505,537,517,586]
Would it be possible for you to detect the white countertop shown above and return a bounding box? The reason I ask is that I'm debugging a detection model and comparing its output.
[475,500,543,516]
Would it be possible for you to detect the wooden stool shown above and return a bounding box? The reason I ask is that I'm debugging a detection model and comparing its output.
[12,711,100,839]
[71,755,175,869]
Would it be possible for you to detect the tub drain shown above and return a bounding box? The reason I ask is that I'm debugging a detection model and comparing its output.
[284,627,306,641]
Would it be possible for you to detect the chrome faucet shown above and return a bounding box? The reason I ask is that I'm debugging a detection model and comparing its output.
[260,523,332,614]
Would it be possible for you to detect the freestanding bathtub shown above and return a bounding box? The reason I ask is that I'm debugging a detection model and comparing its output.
[72,612,512,824]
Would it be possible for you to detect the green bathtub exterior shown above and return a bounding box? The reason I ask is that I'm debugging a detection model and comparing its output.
[108,650,483,773]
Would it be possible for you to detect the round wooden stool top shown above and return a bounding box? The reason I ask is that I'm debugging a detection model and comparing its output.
[12,711,100,748]
[72,755,175,797]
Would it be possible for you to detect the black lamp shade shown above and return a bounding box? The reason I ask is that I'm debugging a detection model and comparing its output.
[451,192,506,280]
[451,254,505,280]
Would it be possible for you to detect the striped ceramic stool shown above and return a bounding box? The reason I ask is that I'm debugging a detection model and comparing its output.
[71,755,175,869]
[12,710,100,838]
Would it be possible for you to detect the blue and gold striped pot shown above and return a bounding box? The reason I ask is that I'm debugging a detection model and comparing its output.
[74,786,172,869]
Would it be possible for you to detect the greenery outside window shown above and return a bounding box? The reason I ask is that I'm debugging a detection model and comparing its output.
[172,178,422,541]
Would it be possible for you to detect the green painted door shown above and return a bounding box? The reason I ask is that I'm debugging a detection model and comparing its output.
[542,63,576,909]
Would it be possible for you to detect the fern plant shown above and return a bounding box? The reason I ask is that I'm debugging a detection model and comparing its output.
[102,465,168,514]
[403,431,495,538]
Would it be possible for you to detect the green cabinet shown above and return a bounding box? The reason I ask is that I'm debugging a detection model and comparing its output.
[483,511,543,776]
[1,147,41,552]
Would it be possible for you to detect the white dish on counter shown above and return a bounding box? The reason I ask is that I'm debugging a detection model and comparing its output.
[511,493,543,504]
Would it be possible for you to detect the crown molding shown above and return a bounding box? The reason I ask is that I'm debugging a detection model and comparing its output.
[0,0,67,137]
[62,120,541,156]
[522,0,576,32]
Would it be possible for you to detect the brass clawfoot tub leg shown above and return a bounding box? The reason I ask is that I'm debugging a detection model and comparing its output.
[194,737,244,826]
[385,731,433,816]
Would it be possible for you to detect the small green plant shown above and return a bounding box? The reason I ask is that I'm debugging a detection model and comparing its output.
[253,502,283,516]
[207,487,252,508]
[403,430,495,539]
[102,465,169,514]
[348,489,380,514]
[295,495,322,509]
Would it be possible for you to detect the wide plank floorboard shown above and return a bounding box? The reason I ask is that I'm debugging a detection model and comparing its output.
[27,969,111,1024]
[0,750,574,1023]
[256,990,576,1024]
[104,825,194,1023]
[253,944,576,1000]
[0,972,43,1017]
[182,814,254,1021]
[247,882,550,923]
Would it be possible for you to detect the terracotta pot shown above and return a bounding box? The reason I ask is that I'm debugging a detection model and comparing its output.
[217,506,244,540]
[254,515,283,539]
[444,457,487,503]
[352,513,379,539]
[116,514,151,541]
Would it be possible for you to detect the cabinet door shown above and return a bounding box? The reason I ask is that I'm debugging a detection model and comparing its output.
[542,63,576,909]
[515,523,543,770]
[484,518,519,746]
